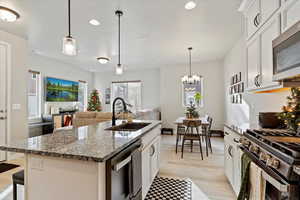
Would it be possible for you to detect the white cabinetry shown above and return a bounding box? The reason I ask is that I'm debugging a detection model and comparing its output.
[282,0,300,31]
[224,126,242,195]
[141,126,161,199]
[245,0,280,40]
[246,36,260,90]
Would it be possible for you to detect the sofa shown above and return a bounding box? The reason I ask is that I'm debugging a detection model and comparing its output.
[73,112,113,127]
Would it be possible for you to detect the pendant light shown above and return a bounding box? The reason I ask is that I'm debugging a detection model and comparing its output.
[115,10,123,75]
[181,47,201,84]
[62,0,77,56]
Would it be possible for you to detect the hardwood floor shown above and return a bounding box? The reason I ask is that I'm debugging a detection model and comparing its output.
[159,135,236,200]
[0,135,236,200]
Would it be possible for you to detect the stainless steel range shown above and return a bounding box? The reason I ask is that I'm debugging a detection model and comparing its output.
[241,129,300,200]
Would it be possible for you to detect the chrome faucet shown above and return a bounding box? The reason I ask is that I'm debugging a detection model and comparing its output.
[112,97,127,126]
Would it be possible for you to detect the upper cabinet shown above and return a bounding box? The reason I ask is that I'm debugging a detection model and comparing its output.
[245,0,280,40]
[282,0,300,31]
[240,0,300,92]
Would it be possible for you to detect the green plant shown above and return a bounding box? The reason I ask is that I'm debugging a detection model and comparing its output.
[186,101,199,118]
[194,92,202,105]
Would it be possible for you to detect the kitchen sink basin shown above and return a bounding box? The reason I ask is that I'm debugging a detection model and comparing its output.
[105,122,151,131]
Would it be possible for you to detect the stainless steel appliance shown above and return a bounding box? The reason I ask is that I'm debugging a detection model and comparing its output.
[273,21,300,81]
[106,140,142,200]
[241,129,300,200]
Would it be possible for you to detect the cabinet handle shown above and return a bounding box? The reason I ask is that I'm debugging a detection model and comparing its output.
[0,117,7,120]
[233,138,240,143]
[150,145,155,157]
[254,75,258,87]
[254,13,260,27]
[257,74,261,87]
[228,146,233,157]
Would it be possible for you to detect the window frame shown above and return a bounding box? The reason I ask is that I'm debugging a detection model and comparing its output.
[27,70,42,121]
[111,80,142,113]
[182,77,204,108]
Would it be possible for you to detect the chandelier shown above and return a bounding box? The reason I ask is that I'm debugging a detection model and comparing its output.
[181,47,201,84]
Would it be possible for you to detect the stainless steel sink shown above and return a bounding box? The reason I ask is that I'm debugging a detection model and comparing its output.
[105,122,151,131]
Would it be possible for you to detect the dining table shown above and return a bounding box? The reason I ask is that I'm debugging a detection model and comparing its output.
[174,116,211,156]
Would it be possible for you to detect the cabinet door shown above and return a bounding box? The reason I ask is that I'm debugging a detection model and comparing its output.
[261,15,281,87]
[282,0,300,31]
[247,36,260,89]
[224,136,234,186]
[246,0,260,38]
[142,146,151,199]
[261,0,280,23]
[150,137,160,181]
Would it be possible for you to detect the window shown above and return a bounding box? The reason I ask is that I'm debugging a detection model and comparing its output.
[78,81,88,111]
[111,81,142,113]
[182,78,204,107]
[27,70,41,119]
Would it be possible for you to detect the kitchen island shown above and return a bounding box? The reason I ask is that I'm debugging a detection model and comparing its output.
[0,120,161,200]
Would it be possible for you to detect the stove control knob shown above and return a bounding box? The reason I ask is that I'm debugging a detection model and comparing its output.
[241,139,250,147]
[266,158,280,169]
[249,145,259,154]
[259,152,271,162]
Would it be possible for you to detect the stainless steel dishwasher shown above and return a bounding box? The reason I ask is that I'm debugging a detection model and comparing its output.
[106,140,142,200]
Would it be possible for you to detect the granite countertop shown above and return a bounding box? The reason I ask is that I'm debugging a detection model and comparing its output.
[0,120,161,162]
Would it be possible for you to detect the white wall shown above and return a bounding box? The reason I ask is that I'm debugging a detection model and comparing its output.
[94,68,160,112]
[28,53,93,114]
[160,61,225,130]
[223,38,289,129]
[0,30,28,151]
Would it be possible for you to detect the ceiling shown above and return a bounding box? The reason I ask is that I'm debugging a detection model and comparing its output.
[0,0,243,72]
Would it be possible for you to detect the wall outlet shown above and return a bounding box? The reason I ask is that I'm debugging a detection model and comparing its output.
[12,104,21,110]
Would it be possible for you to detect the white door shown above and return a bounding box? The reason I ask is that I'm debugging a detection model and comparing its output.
[0,42,8,161]
[246,0,260,39]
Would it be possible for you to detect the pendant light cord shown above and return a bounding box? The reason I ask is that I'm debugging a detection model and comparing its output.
[189,47,192,76]
[68,0,71,37]
[118,12,121,66]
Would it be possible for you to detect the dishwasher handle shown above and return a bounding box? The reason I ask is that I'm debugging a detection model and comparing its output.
[113,155,132,171]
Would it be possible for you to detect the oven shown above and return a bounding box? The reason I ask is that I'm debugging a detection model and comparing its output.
[273,20,300,81]
[241,146,300,200]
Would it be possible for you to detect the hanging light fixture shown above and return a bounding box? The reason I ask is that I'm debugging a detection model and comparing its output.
[62,0,77,56]
[0,6,20,22]
[115,10,123,75]
[181,47,201,84]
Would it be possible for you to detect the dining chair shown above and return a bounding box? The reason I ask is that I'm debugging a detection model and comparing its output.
[207,117,213,153]
[175,125,185,154]
[181,119,203,160]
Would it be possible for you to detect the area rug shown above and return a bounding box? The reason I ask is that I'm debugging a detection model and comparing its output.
[0,163,19,173]
[145,176,192,200]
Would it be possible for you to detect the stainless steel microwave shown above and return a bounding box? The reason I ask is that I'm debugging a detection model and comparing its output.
[273,21,300,81]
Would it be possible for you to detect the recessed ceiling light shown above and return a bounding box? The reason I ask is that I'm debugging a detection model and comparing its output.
[89,19,100,26]
[185,1,197,10]
[97,57,110,64]
[0,6,20,22]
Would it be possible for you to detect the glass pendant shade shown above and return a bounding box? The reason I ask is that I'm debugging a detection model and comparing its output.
[116,64,123,75]
[0,6,20,22]
[62,36,77,56]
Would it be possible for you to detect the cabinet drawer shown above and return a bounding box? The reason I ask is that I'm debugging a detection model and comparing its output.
[141,125,161,147]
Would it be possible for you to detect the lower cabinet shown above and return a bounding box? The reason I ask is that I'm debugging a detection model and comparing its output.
[224,126,242,196]
[142,135,161,199]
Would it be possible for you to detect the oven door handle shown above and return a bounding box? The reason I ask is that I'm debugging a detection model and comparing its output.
[261,171,289,192]
[113,155,132,171]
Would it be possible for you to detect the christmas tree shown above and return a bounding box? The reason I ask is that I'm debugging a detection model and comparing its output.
[87,89,102,112]
[278,87,300,133]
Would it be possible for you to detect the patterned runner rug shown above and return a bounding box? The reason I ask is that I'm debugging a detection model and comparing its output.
[145,176,192,200]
